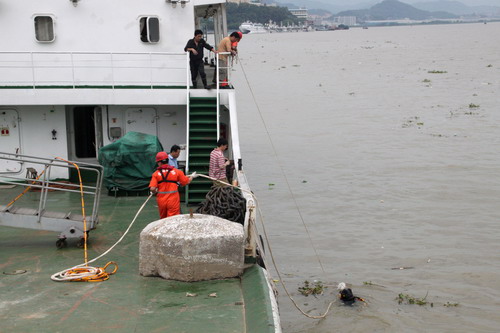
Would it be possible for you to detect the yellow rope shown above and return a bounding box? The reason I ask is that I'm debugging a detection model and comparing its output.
[55,157,88,265]
[52,261,118,282]
[6,169,46,207]
[52,157,119,282]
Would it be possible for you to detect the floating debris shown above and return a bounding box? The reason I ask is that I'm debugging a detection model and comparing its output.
[391,266,414,270]
[402,116,423,128]
[208,293,217,298]
[186,292,197,297]
[428,70,447,74]
[444,302,459,307]
[468,103,480,108]
[397,293,430,306]
[363,281,386,288]
[3,269,27,275]
[298,280,325,296]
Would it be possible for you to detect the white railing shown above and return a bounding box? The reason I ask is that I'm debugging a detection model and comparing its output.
[215,51,233,139]
[0,51,190,88]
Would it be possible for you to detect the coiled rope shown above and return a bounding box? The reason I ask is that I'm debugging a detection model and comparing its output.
[51,157,153,282]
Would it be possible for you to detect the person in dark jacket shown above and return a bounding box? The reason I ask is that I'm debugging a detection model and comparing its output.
[184,30,216,89]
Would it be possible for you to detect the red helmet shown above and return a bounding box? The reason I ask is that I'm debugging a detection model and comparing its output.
[237,31,243,39]
[155,152,169,162]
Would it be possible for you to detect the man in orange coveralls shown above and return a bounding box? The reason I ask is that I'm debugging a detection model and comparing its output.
[149,152,194,218]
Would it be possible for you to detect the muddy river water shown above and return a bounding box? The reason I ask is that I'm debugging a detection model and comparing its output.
[232,22,500,332]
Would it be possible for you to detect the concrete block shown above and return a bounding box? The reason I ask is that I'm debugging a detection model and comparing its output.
[139,214,245,282]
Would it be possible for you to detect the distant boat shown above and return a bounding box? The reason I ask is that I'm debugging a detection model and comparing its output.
[239,21,268,34]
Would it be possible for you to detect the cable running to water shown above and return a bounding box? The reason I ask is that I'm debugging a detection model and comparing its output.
[237,58,326,273]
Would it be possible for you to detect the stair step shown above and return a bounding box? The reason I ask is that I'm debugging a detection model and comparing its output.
[189,179,212,184]
[189,161,209,165]
[190,104,217,109]
[190,110,216,115]
[189,127,216,131]
[189,136,217,141]
[190,120,217,124]
[190,97,217,102]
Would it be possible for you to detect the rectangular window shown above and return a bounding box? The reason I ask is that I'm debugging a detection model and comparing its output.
[34,16,55,42]
[140,17,160,43]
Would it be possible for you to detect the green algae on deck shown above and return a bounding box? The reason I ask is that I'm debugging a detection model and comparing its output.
[0,187,273,332]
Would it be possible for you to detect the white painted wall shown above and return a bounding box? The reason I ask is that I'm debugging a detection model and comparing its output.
[9,105,70,178]
[101,105,187,155]
[0,0,195,53]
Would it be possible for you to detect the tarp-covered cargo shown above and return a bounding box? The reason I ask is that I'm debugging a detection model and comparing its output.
[98,132,163,191]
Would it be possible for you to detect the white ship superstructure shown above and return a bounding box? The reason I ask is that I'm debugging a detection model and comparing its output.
[0,0,230,181]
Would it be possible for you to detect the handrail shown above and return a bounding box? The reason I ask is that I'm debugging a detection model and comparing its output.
[216,52,220,139]
[0,51,188,89]
[0,152,103,224]
[185,51,191,174]
[214,51,233,140]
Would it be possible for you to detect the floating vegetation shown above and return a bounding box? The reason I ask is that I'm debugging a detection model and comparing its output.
[468,103,480,108]
[427,70,447,74]
[422,79,431,83]
[464,111,479,115]
[402,117,423,128]
[363,281,386,288]
[397,293,431,306]
[298,280,325,296]
[444,302,459,307]
[292,64,300,67]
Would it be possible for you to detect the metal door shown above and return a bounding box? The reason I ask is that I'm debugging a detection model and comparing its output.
[0,109,22,173]
[125,108,158,136]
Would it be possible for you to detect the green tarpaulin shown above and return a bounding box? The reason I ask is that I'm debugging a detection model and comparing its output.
[98,132,163,191]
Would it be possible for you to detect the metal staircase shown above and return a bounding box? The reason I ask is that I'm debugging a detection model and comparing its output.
[0,152,103,247]
[185,96,218,204]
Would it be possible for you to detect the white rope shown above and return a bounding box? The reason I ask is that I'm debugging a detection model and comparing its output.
[51,194,153,282]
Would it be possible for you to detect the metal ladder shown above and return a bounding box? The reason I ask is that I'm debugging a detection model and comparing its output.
[0,152,103,247]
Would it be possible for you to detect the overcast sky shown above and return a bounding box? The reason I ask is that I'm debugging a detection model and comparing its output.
[326,0,500,6]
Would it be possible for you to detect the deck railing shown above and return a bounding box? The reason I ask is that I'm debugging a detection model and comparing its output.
[0,51,190,88]
[0,152,103,226]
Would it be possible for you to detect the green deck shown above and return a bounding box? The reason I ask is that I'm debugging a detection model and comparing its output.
[0,186,277,332]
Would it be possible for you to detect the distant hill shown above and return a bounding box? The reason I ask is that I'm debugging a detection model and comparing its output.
[267,0,377,13]
[413,1,500,16]
[412,1,471,15]
[307,8,332,16]
[226,3,298,29]
[336,0,457,21]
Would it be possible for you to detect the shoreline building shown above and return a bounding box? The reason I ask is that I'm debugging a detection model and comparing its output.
[333,16,357,26]
[289,7,308,21]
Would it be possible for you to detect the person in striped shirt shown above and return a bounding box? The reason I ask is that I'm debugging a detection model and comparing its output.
[209,138,230,186]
